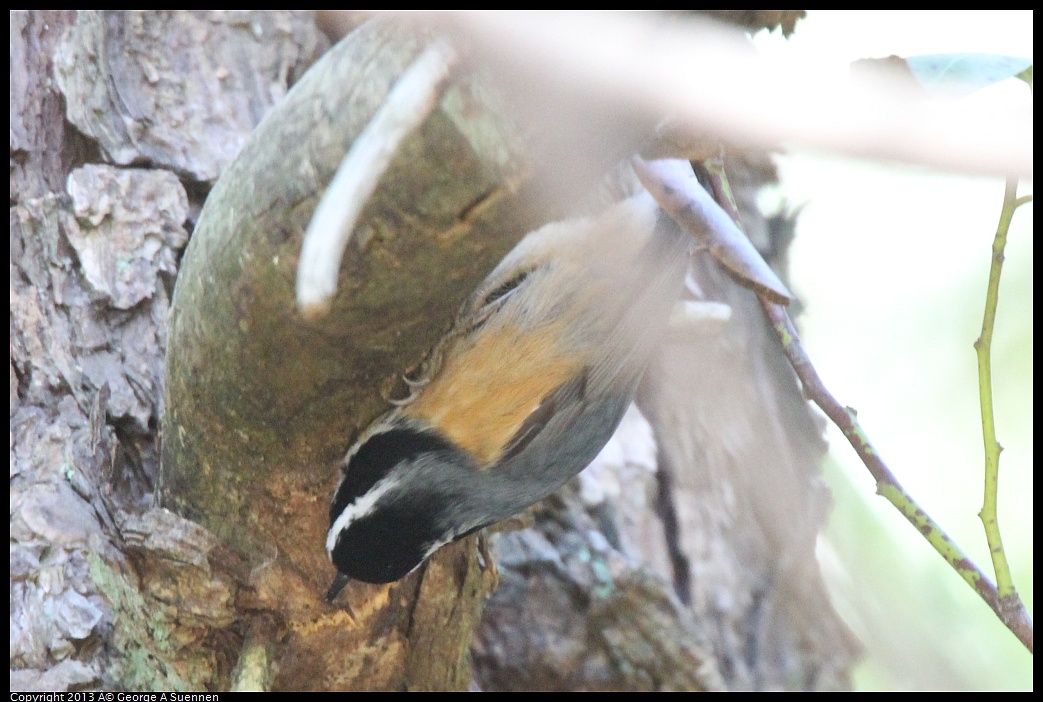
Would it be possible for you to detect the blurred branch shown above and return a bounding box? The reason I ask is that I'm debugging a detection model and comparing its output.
[974,178,1030,603]
[296,39,458,316]
[427,10,1031,177]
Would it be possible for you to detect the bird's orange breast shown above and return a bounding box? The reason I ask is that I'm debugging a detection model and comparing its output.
[403,322,582,467]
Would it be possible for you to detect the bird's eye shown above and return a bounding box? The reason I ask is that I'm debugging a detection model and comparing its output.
[480,270,529,308]
[331,427,456,525]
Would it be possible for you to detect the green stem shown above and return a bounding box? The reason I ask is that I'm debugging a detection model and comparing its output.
[974,177,1019,599]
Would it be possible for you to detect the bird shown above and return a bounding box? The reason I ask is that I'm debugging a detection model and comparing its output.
[326,184,692,597]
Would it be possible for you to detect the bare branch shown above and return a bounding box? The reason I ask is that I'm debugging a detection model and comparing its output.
[762,300,1033,653]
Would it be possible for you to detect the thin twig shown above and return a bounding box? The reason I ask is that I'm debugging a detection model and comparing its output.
[762,300,1032,652]
[974,177,1020,600]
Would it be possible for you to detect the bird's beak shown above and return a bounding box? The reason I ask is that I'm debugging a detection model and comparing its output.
[326,571,350,603]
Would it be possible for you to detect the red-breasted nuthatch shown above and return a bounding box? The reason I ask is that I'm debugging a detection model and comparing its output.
[326,188,692,594]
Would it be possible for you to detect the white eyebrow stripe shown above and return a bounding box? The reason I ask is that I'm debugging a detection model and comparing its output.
[326,476,402,555]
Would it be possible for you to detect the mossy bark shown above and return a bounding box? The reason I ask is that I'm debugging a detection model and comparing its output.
[163,20,540,690]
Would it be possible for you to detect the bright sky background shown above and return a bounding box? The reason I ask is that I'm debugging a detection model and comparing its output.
[753,10,1032,691]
